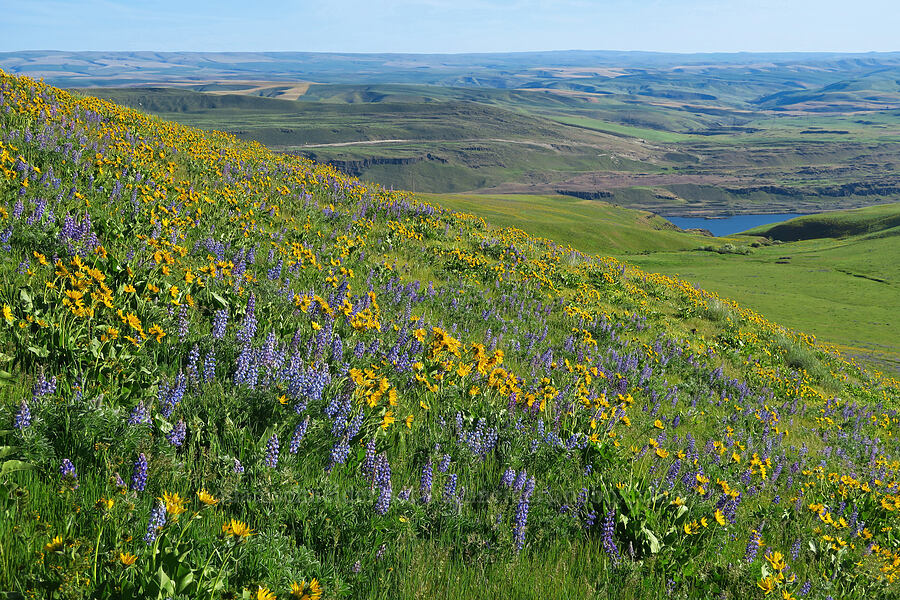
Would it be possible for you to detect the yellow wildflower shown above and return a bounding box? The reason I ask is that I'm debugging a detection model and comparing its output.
[148,324,165,343]
[256,586,276,600]
[290,579,322,600]
[757,576,776,595]
[160,491,187,517]
[223,518,254,539]
[44,535,64,552]
[197,489,219,506]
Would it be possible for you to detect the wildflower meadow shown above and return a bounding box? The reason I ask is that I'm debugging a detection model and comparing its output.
[0,71,898,599]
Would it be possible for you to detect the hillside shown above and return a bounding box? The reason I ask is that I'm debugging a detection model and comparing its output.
[1,72,899,600]
[420,195,900,374]
[741,203,900,241]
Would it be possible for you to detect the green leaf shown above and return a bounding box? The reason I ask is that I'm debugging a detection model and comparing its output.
[642,526,661,554]
[211,292,229,309]
[18,289,33,312]
[1,460,34,477]
[27,345,49,358]
[156,566,176,596]
[0,446,19,459]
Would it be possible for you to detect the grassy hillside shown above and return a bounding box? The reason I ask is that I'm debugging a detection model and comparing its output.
[741,202,900,241]
[418,193,714,254]
[2,72,900,600]
[624,231,900,373]
[419,195,899,373]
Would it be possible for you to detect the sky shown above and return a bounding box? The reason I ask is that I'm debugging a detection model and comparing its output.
[0,0,897,54]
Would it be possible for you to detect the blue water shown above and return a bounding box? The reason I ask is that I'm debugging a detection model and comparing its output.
[665,213,809,237]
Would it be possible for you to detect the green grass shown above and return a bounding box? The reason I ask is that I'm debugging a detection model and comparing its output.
[741,202,900,240]
[546,115,695,143]
[421,193,714,253]
[624,234,900,372]
[420,194,900,372]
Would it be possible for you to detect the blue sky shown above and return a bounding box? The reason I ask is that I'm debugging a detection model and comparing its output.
[0,0,897,53]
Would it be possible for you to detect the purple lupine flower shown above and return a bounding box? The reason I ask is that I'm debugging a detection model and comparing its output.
[60,459,78,488]
[290,417,310,454]
[513,469,527,491]
[60,458,76,478]
[664,459,681,490]
[131,453,148,492]
[32,372,57,399]
[211,309,228,339]
[127,401,148,425]
[237,293,257,344]
[233,458,244,474]
[14,400,31,429]
[513,476,535,552]
[444,474,458,502]
[265,434,279,468]
[167,419,186,447]
[186,344,200,384]
[602,507,619,563]
[419,460,433,504]
[144,501,167,544]
[501,468,515,488]
[799,580,811,596]
[351,561,362,573]
[745,529,762,562]
[374,453,392,515]
[791,538,802,560]
[203,351,216,383]
[328,436,350,470]
[361,438,377,479]
[398,488,411,501]
[438,453,451,472]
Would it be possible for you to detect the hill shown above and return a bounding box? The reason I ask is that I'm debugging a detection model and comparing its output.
[1,72,899,600]
[420,195,900,373]
[73,86,900,218]
[741,202,900,241]
[417,193,715,254]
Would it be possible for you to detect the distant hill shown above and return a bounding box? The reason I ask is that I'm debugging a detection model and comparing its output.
[4,50,900,106]
[755,71,900,111]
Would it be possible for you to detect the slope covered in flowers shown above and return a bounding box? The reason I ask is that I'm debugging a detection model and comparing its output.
[0,71,898,600]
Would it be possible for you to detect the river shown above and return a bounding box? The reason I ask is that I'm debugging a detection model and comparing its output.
[665,213,809,237]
